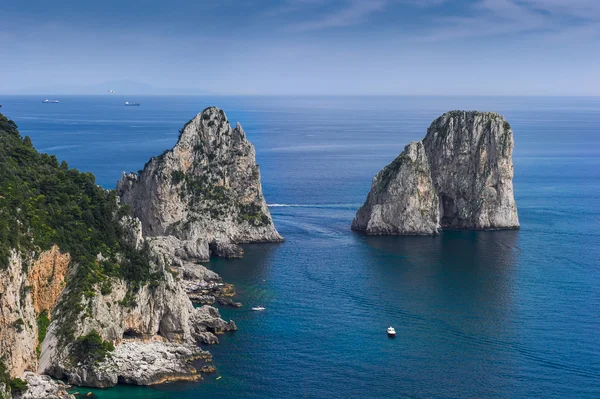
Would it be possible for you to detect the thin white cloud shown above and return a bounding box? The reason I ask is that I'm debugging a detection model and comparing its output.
[520,0,600,18]
[262,0,449,32]
[284,0,388,32]
[418,0,600,42]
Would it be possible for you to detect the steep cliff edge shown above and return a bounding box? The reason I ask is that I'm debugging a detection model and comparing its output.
[353,111,519,234]
[117,107,282,259]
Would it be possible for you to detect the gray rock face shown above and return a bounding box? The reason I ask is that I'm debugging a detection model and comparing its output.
[110,341,210,385]
[21,372,75,399]
[351,142,439,235]
[146,235,242,307]
[117,107,283,258]
[65,341,211,387]
[0,383,8,399]
[353,111,519,235]
[423,111,519,229]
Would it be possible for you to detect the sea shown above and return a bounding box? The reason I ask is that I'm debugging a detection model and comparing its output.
[1,95,599,398]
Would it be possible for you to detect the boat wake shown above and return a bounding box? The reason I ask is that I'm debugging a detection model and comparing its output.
[268,203,361,209]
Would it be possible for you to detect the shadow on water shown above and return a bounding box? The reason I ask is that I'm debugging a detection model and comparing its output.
[206,242,283,292]
[358,229,520,315]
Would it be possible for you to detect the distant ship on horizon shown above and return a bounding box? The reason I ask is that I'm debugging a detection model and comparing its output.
[42,99,59,103]
[124,101,140,106]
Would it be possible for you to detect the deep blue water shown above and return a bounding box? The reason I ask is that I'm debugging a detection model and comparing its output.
[1,95,599,398]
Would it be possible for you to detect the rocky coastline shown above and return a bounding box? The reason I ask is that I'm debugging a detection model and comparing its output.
[0,107,521,397]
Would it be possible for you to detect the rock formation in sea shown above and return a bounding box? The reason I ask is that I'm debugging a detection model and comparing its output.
[352,111,519,234]
[0,110,259,396]
[117,106,283,261]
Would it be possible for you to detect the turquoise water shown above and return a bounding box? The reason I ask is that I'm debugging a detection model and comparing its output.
[1,96,599,398]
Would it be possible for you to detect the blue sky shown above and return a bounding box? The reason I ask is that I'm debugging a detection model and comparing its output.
[2,0,599,95]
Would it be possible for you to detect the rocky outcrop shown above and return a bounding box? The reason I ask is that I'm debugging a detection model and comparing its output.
[0,225,236,390]
[0,249,74,397]
[146,236,242,306]
[21,372,75,399]
[353,111,519,234]
[66,341,210,387]
[209,242,243,258]
[191,305,237,342]
[117,107,283,259]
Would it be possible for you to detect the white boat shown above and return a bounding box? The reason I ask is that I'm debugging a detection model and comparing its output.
[124,101,140,106]
[252,306,266,311]
[42,99,59,103]
[387,326,396,336]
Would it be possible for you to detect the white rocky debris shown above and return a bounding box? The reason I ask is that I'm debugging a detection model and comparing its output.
[21,372,74,399]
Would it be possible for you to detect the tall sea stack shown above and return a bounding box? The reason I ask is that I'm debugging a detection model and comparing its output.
[352,111,519,234]
[117,107,283,259]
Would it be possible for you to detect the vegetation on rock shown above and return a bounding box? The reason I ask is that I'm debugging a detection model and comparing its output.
[0,359,28,396]
[36,311,50,357]
[70,330,115,365]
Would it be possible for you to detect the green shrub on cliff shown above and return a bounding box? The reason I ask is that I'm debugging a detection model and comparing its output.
[171,169,185,185]
[238,202,271,226]
[36,311,50,357]
[70,330,114,365]
[8,378,27,395]
[0,359,27,396]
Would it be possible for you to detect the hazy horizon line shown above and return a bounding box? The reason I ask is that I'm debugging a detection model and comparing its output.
[2,93,599,98]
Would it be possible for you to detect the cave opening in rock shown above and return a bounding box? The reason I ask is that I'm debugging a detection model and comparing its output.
[440,194,458,226]
[122,329,144,340]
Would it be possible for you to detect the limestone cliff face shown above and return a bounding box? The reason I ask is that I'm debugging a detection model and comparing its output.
[353,111,519,235]
[351,142,439,235]
[0,252,38,378]
[117,107,282,259]
[0,246,70,380]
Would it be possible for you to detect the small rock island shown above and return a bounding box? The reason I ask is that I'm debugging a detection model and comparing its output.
[352,111,519,235]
